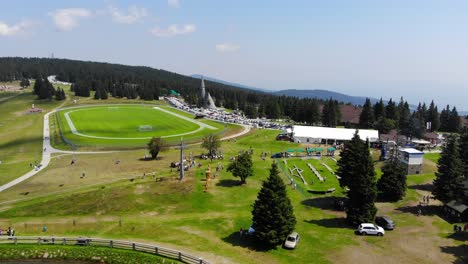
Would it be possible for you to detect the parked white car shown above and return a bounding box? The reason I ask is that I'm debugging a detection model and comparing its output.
[283,232,300,249]
[356,223,385,236]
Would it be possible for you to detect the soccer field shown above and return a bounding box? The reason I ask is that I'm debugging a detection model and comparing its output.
[55,105,226,148]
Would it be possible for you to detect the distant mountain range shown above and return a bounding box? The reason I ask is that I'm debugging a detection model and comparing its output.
[272,89,382,106]
[190,74,270,92]
[190,75,468,114]
[191,74,381,106]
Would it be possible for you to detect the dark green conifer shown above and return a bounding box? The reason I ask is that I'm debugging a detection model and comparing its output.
[252,163,296,246]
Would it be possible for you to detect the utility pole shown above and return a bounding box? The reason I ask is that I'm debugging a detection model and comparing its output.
[179,138,185,180]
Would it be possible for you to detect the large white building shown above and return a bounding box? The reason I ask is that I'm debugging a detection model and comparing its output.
[291,125,379,144]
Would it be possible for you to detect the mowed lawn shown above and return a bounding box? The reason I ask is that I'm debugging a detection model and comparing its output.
[66,106,200,138]
[56,105,228,148]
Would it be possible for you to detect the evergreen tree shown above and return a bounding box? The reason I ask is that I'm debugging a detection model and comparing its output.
[377,148,407,201]
[321,99,341,127]
[337,132,377,225]
[432,135,465,203]
[439,105,450,132]
[227,151,253,184]
[373,98,385,121]
[33,77,42,95]
[385,98,399,122]
[398,99,411,134]
[426,101,440,132]
[101,87,108,99]
[252,163,296,246]
[459,128,468,179]
[94,87,102,99]
[55,88,65,100]
[448,107,461,133]
[35,78,54,99]
[374,117,395,134]
[359,98,375,128]
[20,78,30,88]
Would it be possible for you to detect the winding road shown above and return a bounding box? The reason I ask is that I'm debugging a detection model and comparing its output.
[0,104,251,193]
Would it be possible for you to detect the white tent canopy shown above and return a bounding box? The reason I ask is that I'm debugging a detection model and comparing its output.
[292,125,379,143]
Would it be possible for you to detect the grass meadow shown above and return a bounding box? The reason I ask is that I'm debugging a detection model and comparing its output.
[55,105,230,149]
[1,124,466,263]
[0,90,466,264]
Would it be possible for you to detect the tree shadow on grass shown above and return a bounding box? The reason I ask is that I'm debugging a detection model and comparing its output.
[216,179,241,187]
[222,231,276,252]
[301,196,346,211]
[395,204,442,217]
[304,217,354,230]
[447,232,468,242]
[408,183,434,192]
[440,244,468,264]
[376,193,404,203]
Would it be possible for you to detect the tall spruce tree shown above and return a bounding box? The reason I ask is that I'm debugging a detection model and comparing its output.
[251,163,296,246]
[373,98,386,121]
[448,107,461,133]
[439,105,450,132]
[432,135,465,203]
[385,98,399,122]
[337,131,377,225]
[459,128,468,179]
[359,98,375,128]
[377,148,407,201]
[426,101,439,132]
[398,100,411,135]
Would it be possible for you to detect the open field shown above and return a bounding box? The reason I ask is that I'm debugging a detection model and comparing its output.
[0,89,65,186]
[55,104,231,149]
[65,106,202,138]
[0,128,466,264]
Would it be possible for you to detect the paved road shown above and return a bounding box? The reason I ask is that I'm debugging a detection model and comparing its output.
[0,105,251,193]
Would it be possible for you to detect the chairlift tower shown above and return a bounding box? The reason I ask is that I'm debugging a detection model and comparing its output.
[179,138,185,180]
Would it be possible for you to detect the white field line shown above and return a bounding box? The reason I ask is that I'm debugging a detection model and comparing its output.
[63,106,216,140]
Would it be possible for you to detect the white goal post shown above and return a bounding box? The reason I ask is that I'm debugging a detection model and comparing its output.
[138,125,153,132]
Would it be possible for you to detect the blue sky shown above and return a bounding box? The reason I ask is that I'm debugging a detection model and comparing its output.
[1,0,468,110]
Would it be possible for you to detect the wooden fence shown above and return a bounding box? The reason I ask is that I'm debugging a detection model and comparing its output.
[0,236,210,264]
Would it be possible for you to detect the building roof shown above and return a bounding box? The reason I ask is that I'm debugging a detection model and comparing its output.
[292,125,379,142]
[339,105,362,124]
[379,129,407,143]
[412,139,431,145]
[399,147,424,154]
[445,200,468,213]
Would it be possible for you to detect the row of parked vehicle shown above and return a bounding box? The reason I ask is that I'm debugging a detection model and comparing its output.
[356,216,395,236]
[283,216,395,250]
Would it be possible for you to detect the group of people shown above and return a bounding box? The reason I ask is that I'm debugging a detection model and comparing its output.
[0,227,16,236]
[417,195,432,216]
[453,224,468,233]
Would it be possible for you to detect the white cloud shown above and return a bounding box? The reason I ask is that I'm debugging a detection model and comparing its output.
[215,43,240,53]
[49,8,92,31]
[109,5,147,24]
[150,24,196,37]
[168,0,180,8]
[0,20,33,36]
